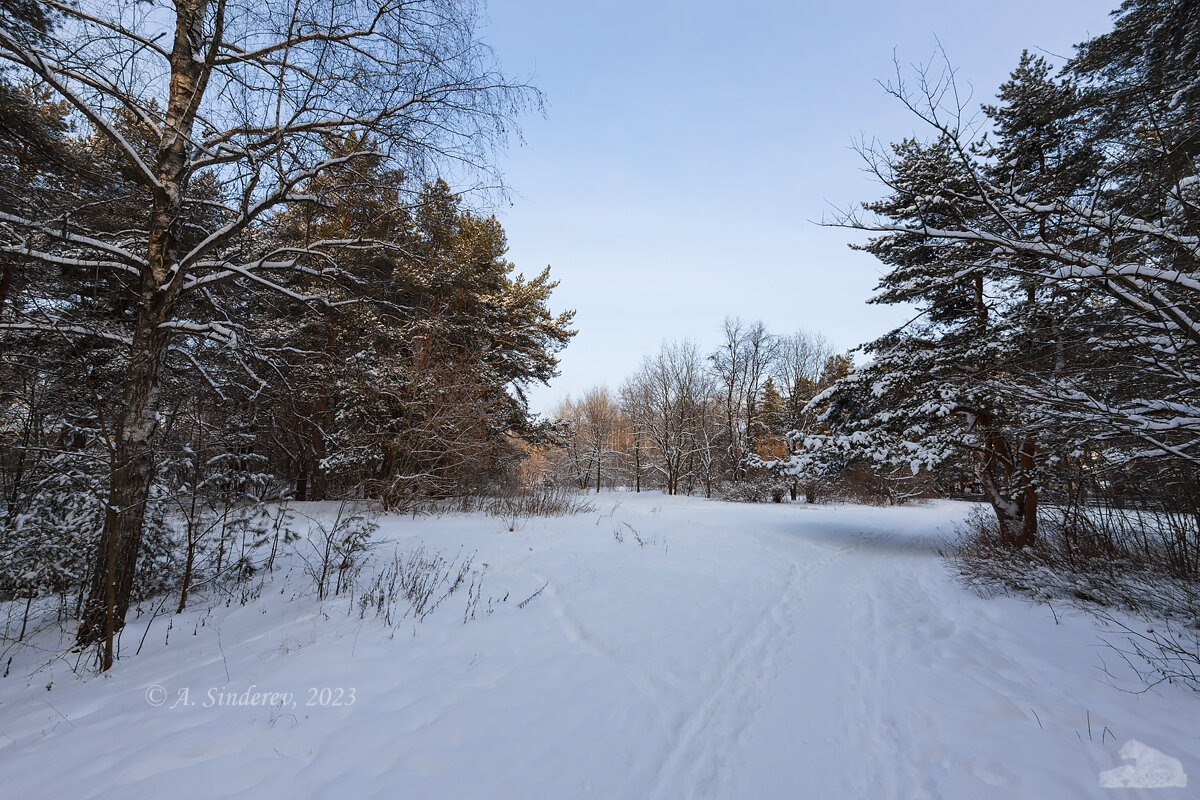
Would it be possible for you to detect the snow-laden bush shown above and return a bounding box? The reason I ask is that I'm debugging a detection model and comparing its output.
[946,505,1200,691]
[720,478,790,504]
[720,480,769,504]
[0,462,102,604]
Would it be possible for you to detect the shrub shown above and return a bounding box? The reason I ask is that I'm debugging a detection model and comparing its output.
[946,505,1200,691]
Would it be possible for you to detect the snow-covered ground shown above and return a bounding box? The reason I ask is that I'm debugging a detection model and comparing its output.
[1,492,1195,798]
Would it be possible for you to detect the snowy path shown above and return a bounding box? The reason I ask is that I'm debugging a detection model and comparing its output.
[1,493,1197,798]
[641,513,949,799]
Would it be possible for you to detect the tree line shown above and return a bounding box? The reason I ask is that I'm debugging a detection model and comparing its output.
[0,0,572,669]
[534,321,855,501]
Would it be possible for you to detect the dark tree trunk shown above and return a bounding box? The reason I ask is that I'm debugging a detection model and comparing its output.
[633,442,641,492]
[975,425,1039,549]
[77,311,168,666]
[177,526,196,615]
[311,467,327,501]
[1015,436,1039,547]
[0,263,12,314]
[309,405,329,501]
[76,0,213,670]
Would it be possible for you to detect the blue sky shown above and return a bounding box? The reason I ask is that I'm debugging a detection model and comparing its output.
[479,1,1117,413]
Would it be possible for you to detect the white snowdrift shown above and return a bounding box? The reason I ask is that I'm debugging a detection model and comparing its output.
[0,493,1195,799]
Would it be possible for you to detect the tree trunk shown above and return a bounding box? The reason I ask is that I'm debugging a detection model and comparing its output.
[978,451,1038,548]
[966,410,1039,549]
[0,263,12,314]
[177,525,196,615]
[634,443,641,492]
[77,312,168,667]
[76,0,213,669]
[311,465,327,501]
[309,406,328,501]
[1015,436,1039,548]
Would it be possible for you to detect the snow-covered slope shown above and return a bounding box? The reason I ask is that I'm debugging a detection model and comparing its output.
[1,493,1195,798]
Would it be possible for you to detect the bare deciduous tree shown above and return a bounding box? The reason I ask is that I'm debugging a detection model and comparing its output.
[552,387,624,492]
[709,317,777,481]
[623,340,716,495]
[774,329,834,433]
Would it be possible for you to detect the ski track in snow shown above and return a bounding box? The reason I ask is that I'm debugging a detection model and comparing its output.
[647,558,805,800]
[1,493,1198,799]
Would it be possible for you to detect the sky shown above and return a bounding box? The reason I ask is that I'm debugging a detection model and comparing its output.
[478,1,1117,414]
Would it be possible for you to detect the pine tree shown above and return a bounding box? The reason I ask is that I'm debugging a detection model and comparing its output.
[811,6,1200,540]
[750,377,786,456]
